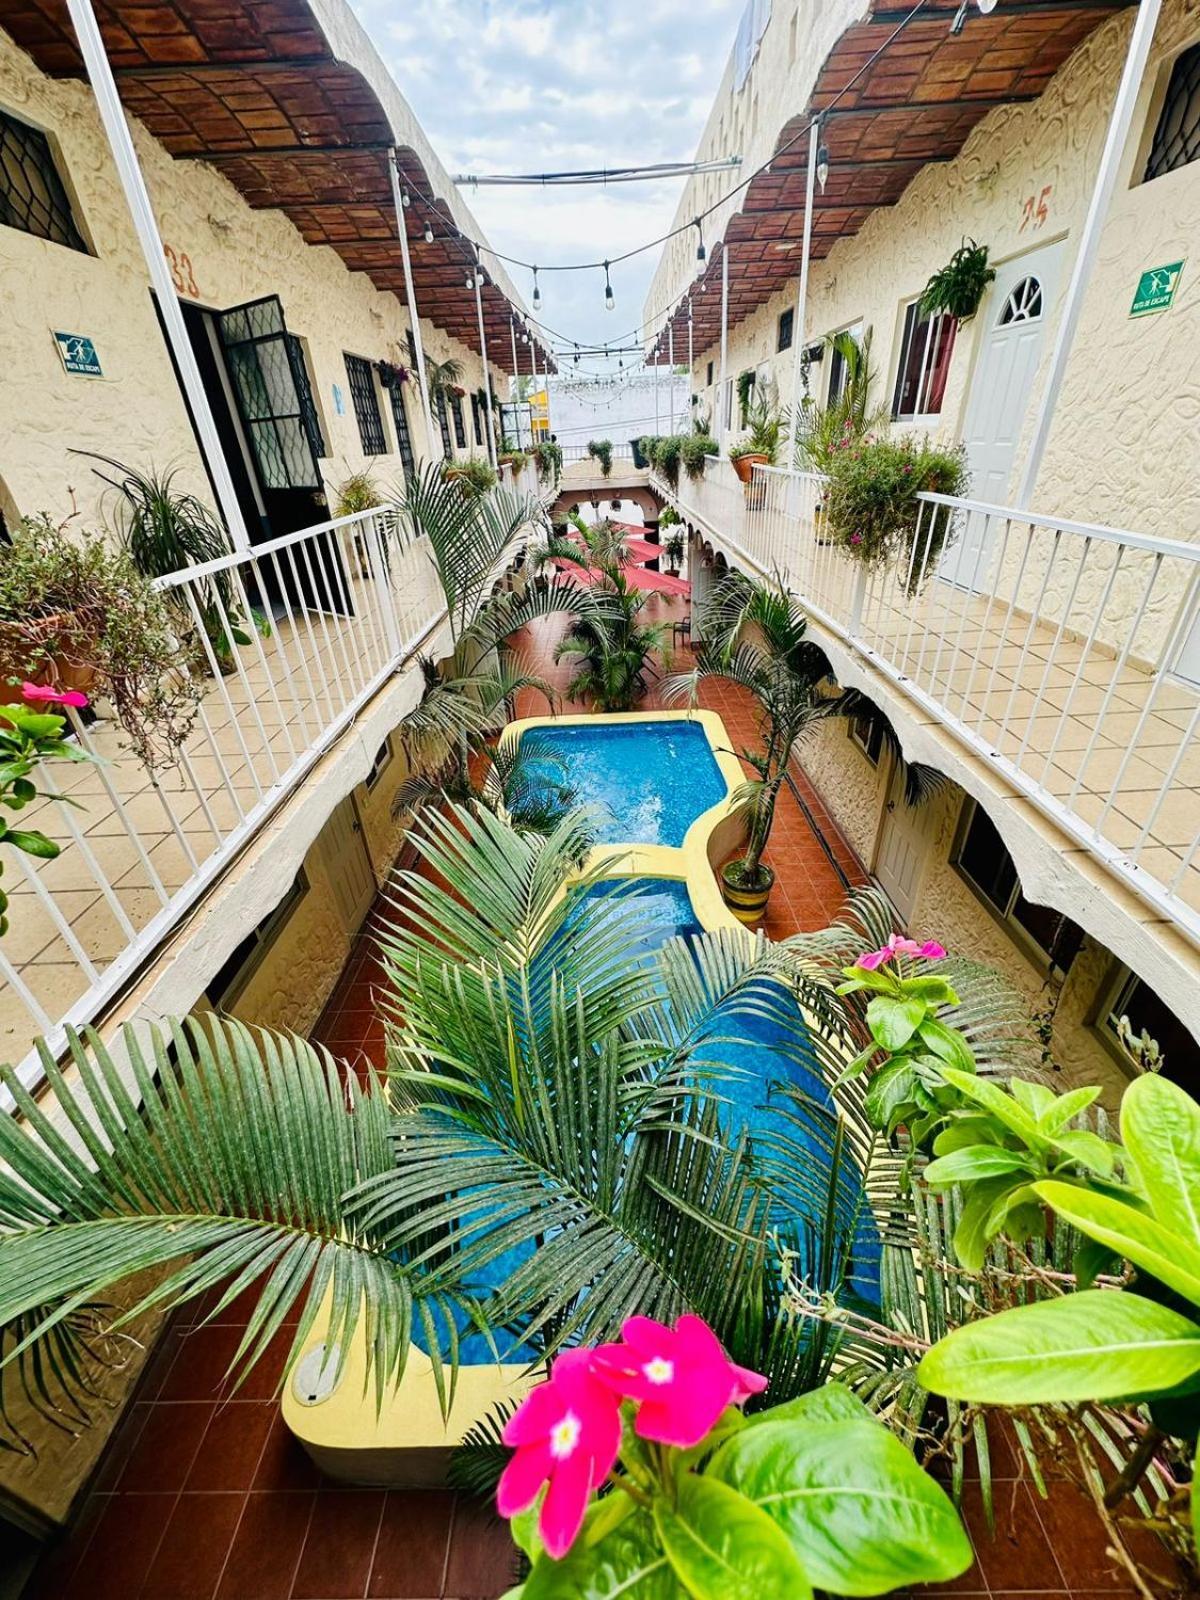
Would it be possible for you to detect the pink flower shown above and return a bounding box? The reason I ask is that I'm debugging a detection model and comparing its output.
[850,533,863,545]
[592,1314,766,1449]
[857,932,947,969]
[21,682,88,709]
[497,1348,622,1559]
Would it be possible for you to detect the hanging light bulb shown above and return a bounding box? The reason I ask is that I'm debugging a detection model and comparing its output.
[603,261,614,312]
[816,141,830,194]
[423,219,434,244]
[531,266,541,310]
[401,189,411,209]
[950,0,995,32]
[694,218,706,264]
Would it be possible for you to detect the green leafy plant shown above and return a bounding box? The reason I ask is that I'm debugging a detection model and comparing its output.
[665,573,859,900]
[333,469,384,516]
[736,369,756,427]
[795,328,891,470]
[0,696,98,935]
[443,456,499,496]
[500,1361,971,1599]
[663,528,686,573]
[0,516,202,769]
[425,356,464,405]
[80,455,271,674]
[822,435,967,581]
[729,395,787,467]
[533,439,563,485]
[586,439,613,477]
[650,434,684,489]
[920,239,996,325]
[681,433,718,481]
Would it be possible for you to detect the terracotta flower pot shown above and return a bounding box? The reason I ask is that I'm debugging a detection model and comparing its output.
[730,452,769,486]
[721,860,775,923]
[0,611,98,697]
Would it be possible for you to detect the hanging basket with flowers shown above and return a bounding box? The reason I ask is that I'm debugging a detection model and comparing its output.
[822,435,968,587]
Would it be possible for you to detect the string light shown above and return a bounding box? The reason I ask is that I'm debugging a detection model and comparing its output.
[401,189,411,209]
[816,140,830,194]
[695,218,706,264]
[532,266,542,310]
[603,261,615,311]
[423,220,434,244]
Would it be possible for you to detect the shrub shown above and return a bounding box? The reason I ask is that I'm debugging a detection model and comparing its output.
[651,434,684,489]
[533,438,563,484]
[586,439,613,477]
[443,457,498,496]
[681,433,718,482]
[920,239,995,324]
[822,435,967,583]
[0,516,203,769]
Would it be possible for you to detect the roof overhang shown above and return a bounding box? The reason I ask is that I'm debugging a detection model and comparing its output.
[650,0,1133,361]
[0,0,555,373]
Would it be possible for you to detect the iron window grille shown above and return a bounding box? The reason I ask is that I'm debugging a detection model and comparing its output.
[777,307,794,352]
[344,353,387,456]
[388,384,415,479]
[0,108,87,252]
[436,392,453,458]
[219,297,322,490]
[287,334,326,459]
[471,394,484,446]
[450,394,467,449]
[1145,41,1200,182]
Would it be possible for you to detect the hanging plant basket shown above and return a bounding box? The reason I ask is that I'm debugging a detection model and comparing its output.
[919,239,996,325]
[376,360,409,391]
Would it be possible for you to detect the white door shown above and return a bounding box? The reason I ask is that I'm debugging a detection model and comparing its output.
[321,795,377,932]
[940,241,1066,590]
[873,763,927,924]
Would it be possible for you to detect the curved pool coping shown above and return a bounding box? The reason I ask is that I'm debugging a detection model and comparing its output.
[282,710,758,1485]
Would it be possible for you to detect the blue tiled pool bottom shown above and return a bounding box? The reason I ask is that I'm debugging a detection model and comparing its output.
[518,719,727,847]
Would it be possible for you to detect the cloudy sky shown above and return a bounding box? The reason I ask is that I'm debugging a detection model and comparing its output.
[350,0,741,369]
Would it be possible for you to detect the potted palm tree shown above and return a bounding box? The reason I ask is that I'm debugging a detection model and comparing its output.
[728,395,784,487]
[664,572,860,921]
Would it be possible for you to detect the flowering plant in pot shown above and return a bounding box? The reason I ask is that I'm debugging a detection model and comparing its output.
[822,434,967,586]
[495,1312,971,1596]
[728,395,784,486]
[0,516,202,770]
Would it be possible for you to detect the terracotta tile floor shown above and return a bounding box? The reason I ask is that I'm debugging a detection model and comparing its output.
[28,599,1178,1597]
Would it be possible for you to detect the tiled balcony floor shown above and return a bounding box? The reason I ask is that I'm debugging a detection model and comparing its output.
[27,598,1182,1598]
[1,540,444,1073]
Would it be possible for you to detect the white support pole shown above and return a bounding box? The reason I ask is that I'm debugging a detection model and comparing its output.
[509,315,521,445]
[473,258,498,468]
[718,243,730,448]
[1016,0,1162,508]
[66,0,251,550]
[388,150,436,460]
[687,303,694,417]
[654,356,661,433]
[668,325,675,433]
[788,118,821,465]
[531,331,541,439]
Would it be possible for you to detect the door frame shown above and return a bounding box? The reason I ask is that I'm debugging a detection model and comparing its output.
[870,753,928,924]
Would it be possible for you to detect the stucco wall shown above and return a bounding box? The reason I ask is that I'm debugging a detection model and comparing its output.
[682,0,1200,540]
[0,26,495,534]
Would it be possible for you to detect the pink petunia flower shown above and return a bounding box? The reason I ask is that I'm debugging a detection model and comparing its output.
[591,1314,766,1449]
[857,932,947,969]
[497,1348,622,1559]
[21,682,88,709]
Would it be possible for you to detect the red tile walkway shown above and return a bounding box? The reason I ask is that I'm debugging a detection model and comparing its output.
[27,598,1178,1597]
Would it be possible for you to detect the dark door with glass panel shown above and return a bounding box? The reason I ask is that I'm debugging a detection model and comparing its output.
[216,296,349,615]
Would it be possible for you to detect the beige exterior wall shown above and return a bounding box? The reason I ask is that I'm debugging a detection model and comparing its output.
[800,719,1134,1104]
[667,0,1200,538]
[0,25,496,535]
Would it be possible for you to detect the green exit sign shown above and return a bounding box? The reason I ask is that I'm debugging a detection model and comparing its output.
[1130,261,1184,317]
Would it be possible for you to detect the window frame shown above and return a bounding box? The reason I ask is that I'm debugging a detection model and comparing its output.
[848,710,885,766]
[387,382,415,479]
[891,300,956,422]
[952,798,1082,974]
[206,869,309,1009]
[1142,39,1200,184]
[0,105,90,254]
[777,307,794,353]
[450,393,467,450]
[343,352,387,457]
[1094,962,1200,1083]
[364,736,393,791]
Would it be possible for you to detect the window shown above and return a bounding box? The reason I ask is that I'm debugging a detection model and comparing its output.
[892,302,956,420]
[849,709,885,765]
[1144,41,1200,182]
[450,393,467,449]
[436,391,453,458]
[343,354,387,456]
[470,393,484,446]
[364,737,393,791]
[777,307,794,353]
[999,277,1043,324]
[1101,967,1200,1085]
[706,359,714,387]
[206,870,308,1009]
[387,384,415,479]
[954,800,1084,971]
[827,322,863,405]
[0,108,87,252]
[287,334,326,458]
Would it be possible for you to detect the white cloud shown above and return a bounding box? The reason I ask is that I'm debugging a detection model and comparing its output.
[349,0,741,354]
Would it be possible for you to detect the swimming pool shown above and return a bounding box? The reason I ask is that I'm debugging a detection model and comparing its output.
[518,718,727,847]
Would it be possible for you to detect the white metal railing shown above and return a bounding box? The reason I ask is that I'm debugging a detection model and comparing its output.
[649,458,747,552]
[662,461,1200,945]
[559,443,638,468]
[1,504,450,1095]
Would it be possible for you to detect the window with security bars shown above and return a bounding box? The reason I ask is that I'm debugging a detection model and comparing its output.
[218,297,322,490]
[450,394,467,449]
[286,335,325,458]
[470,394,484,446]
[892,301,955,420]
[0,108,87,252]
[344,353,387,456]
[777,308,794,352]
[388,384,415,479]
[436,392,453,458]
[1144,42,1200,182]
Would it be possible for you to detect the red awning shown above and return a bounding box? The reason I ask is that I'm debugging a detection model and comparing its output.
[550,555,690,597]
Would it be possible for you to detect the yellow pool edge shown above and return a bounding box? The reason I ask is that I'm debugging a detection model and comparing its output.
[282,708,753,1485]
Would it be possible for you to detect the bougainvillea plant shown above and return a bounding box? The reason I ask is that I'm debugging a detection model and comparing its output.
[495,1313,972,1598]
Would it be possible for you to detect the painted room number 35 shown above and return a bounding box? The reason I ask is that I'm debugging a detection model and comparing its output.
[1019,186,1052,232]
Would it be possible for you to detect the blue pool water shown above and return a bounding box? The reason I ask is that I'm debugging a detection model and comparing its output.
[446,876,881,1364]
[518,720,727,847]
